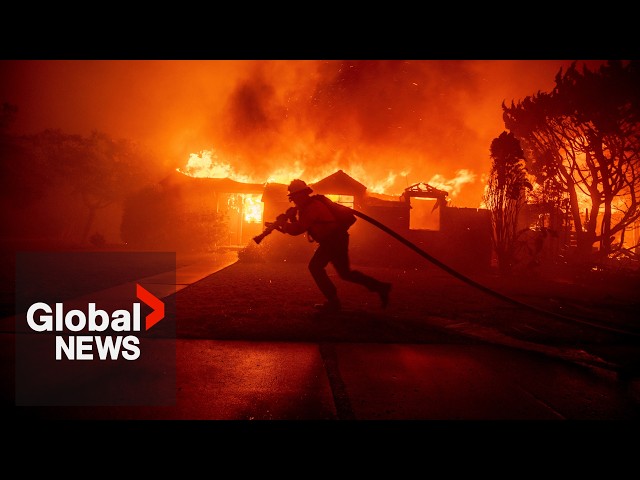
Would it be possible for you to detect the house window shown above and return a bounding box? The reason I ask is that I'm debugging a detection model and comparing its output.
[325,194,354,209]
[228,193,264,223]
[409,197,440,231]
[242,194,264,223]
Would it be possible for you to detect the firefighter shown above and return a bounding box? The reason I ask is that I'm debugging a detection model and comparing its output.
[274,179,392,314]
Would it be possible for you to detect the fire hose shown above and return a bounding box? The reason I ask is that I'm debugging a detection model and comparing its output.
[254,206,640,338]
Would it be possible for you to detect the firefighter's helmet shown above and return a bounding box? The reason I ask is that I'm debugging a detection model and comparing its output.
[287,179,313,197]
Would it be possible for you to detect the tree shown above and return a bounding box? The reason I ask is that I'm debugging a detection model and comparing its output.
[1,104,64,239]
[483,131,532,274]
[503,60,640,262]
[28,129,159,244]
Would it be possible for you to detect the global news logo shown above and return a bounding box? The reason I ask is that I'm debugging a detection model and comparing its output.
[24,283,164,361]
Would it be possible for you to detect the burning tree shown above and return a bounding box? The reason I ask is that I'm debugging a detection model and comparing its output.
[483,131,532,274]
[502,60,640,263]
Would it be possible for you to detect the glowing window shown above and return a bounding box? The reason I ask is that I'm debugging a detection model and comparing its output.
[409,197,440,231]
[242,194,264,223]
[228,193,264,224]
[325,194,354,209]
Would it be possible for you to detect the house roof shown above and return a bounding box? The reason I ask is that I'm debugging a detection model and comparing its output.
[162,170,264,194]
[196,176,265,194]
[310,170,367,196]
[262,182,289,202]
[403,182,448,199]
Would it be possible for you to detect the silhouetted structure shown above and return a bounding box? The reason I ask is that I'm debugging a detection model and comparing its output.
[159,172,265,247]
[154,169,492,271]
[260,170,491,272]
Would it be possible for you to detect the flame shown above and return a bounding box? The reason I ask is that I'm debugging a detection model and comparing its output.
[427,169,477,200]
[243,194,263,223]
[178,150,256,183]
[177,149,477,202]
[264,161,306,184]
[348,165,408,194]
[226,193,265,224]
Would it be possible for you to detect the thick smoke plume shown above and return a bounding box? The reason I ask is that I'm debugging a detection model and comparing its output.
[1,60,601,206]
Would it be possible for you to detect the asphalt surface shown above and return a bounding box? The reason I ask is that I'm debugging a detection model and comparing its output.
[2,251,640,426]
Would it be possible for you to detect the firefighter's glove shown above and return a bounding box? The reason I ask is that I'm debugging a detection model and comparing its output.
[285,207,298,218]
[266,221,284,232]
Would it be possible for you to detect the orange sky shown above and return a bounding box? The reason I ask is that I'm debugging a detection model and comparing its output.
[0,60,607,207]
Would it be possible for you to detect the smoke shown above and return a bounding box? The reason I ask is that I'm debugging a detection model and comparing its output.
[208,61,483,190]
[0,59,602,206]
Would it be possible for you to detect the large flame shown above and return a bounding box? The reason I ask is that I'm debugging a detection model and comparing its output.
[177,148,475,202]
[178,150,256,184]
[426,169,477,203]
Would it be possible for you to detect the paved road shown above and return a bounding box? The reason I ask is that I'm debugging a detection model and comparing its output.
[2,253,639,422]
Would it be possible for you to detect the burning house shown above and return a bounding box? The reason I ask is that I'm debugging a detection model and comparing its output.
[146,169,491,271]
[160,171,265,247]
[259,170,491,272]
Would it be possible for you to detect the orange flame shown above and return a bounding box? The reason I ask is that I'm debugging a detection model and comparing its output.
[178,150,256,183]
[427,169,476,200]
[177,149,477,202]
[243,194,263,223]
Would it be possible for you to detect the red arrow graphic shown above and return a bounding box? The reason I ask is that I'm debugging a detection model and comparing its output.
[136,283,165,330]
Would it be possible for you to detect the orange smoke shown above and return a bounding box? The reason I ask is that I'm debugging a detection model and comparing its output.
[2,60,599,207]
